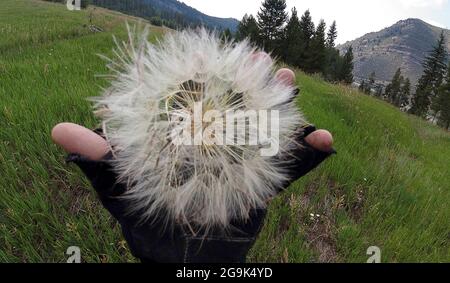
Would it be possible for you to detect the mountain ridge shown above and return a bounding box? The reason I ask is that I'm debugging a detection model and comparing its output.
[337,18,450,86]
[143,0,239,30]
[91,0,239,31]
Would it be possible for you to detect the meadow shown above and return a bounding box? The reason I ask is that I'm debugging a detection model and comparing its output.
[0,0,449,262]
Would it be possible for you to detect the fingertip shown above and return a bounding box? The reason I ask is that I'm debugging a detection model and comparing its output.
[275,68,296,86]
[251,51,272,64]
[51,122,109,161]
[304,130,334,153]
[51,122,73,145]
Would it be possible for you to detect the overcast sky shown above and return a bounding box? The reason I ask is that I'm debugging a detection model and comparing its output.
[182,0,450,44]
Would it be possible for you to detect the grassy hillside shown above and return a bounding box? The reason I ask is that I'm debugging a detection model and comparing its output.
[1,0,449,262]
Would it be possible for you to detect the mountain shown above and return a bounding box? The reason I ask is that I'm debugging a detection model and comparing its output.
[91,0,239,31]
[337,19,450,87]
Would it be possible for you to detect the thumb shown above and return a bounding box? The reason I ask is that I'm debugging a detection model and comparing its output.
[51,123,110,161]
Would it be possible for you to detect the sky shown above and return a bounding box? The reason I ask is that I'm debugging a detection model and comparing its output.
[182,0,450,44]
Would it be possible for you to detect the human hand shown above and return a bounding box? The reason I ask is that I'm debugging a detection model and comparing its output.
[51,65,335,263]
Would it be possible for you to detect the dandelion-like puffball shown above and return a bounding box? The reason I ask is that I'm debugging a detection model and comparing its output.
[95,26,305,232]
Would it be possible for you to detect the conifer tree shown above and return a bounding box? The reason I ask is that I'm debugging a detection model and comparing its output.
[326,21,337,48]
[299,10,315,41]
[399,78,411,108]
[340,46,354,84]
[298,10,315,70]
[257,0,288,54]
[323,48,342,82]
[410,32,448,117]
[236,14,260,44]
[283,8,302,64]
[308,19,327,73]
[323,20,341,82]
[435,63,450,129]
[385,68,403,105]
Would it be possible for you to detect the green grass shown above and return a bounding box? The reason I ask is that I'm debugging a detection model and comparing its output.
[249,74,450,262]
[1,0,449,263]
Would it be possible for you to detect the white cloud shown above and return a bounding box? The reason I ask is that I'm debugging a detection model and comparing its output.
[400,0,448,8]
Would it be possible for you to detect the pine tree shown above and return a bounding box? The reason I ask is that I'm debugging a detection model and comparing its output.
[385,68,403,106]
[340,46,354,84]
[399,78,411,108]
[298,10,315,70]
[435,63,450,129]
[257,0,288,54]
[326,21,337,48]
[323,20,341,82]
[307,19,327,73]
[323,48,342,82]
[282,8,302,64]
[410,32,448,117]
[236,14,260,44]
[299,10,315,41]
[236,14,250,40]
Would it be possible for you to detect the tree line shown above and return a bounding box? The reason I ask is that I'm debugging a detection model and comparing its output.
[359,32,450,130]
[235,0,354,84]
[43,0,235,31]
[411,32,450,129]
[359,69,411,109]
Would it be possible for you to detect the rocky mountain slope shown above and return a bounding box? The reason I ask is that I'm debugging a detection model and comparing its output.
[338,18,450,86]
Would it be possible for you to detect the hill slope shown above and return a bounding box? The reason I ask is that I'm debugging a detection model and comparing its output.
[91,0,239,31]
[338,19,450,86]
[1,0,449,262]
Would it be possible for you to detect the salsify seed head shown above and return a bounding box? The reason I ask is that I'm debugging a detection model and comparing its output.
[94,25,305,233]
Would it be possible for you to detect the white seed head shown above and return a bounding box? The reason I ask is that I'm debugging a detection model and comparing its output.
[94,25,305,232]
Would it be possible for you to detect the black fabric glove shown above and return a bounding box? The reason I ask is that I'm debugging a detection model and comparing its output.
[66,103,335,263]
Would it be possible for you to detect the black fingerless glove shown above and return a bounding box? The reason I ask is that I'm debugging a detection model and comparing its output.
[66,94,335,263]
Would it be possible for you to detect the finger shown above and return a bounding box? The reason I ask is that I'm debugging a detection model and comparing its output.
[251,51,272,64]
[304,130,334,153]
[275,68,296,86]
[52,123,109,161]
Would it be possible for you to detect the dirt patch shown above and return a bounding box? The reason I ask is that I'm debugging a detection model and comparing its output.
[328,180,366,223]
[266,177,368,262]
[292,178,367,263]
[346,186,366,223]
[304,215,338,263]
[286,180,338,262]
